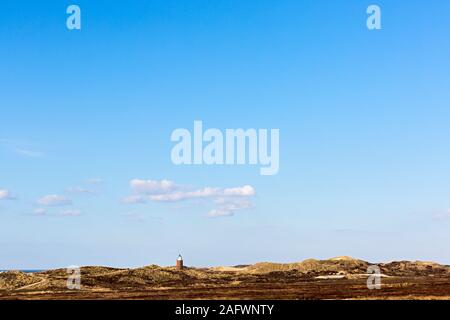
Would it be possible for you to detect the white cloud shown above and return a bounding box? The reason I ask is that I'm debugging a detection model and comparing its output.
[122,195,147,204]
[147,187,219,202]
[59,209,82,217]
[32,207,81,217]
[66,186,95,194]
[0,189,15,200]
[433,209,450,221]
[37,194,72,206]
[86,178,103,184]
[125,180,255,203]
[223,185,256,197]
[123,179,256,217]
[14,148,45,158]
[208,198,253,217]
[33,208,47,216]
[122,212,145,222]
[0,139,46,158]
[130,179,178,194]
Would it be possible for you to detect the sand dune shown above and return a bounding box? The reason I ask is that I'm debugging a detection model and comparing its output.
[1,257,449,300]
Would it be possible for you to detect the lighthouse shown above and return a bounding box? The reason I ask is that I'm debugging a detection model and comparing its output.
[176,254,184,270]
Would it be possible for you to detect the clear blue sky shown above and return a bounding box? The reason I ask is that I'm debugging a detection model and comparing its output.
[1,0,450,269]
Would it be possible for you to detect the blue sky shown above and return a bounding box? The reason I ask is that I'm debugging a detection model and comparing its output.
[1,0,450,269]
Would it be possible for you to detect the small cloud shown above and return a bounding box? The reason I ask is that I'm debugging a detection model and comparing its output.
[208,198,253,218]
[147,187,218,202]
[33,208,47,216]
[86,178,103,184]
[14,148,45,158]
[0,139,46,158]
[0,189,16,200]
[130,179,178,194]
[145,186,255,203]
[122,212,146,222]
[433,209,450,221]
[37,194,72,207]
[59,209,82,217]
[125,181,255,203]
[122,195,147,204]
[223,185,256,197]
[66,187,95,194]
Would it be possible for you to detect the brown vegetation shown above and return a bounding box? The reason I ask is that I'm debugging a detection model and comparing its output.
[1,257,449,300]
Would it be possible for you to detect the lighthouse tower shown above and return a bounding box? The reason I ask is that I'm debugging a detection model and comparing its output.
[176,254,184,270]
